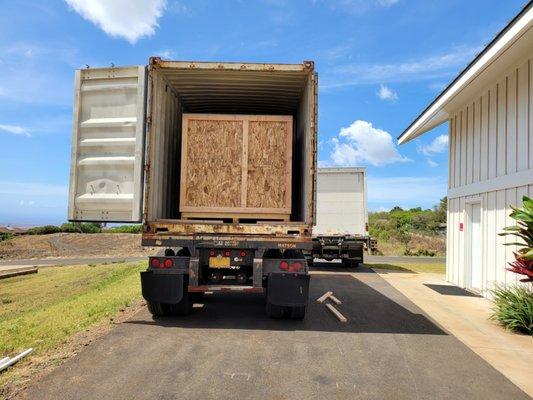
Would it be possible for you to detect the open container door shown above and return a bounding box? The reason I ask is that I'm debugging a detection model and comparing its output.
[68,66,147,222]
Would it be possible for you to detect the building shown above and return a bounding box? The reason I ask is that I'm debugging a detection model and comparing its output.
[399,3,533,296]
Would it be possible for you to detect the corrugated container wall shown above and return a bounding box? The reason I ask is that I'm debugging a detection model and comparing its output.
[447,53,533,296]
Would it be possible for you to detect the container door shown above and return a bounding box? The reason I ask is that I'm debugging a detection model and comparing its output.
[68,66,147,222]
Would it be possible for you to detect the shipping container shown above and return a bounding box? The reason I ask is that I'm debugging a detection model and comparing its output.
[67,58,317,318]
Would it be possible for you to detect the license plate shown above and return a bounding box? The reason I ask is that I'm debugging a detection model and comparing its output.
[209,257,230,268]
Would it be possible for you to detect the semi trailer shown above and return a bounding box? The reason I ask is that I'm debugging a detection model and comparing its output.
[67,58,317,319]
[309,168,372,267]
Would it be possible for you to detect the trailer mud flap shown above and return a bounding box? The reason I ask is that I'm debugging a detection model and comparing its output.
[267,274,310,307]
[140,271,184,304]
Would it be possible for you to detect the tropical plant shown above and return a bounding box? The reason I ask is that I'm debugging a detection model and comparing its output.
[499,195,533,283]
[490,285,533,335]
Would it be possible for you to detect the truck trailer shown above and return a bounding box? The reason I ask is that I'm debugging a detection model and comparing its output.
[67,58,317,319]
[309,168,371,267]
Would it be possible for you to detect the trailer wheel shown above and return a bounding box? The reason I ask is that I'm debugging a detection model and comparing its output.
[147,301,164,316]
[265,302,285,318]
[146,294,192,317]
[288,305,306,320]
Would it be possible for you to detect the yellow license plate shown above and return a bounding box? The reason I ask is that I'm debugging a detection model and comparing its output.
[209,256,230,268]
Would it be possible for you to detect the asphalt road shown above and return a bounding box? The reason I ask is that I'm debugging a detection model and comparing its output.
[0,255,444,268]
[18,265,527,400]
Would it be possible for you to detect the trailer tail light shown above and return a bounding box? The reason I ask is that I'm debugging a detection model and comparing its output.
[224,250,231,257]
[150,258,161,268]
[365,223,369,232]
[210,250,215,257]
[279,261,290,271]
[163,258,173,268]
[279,260,304,272]
[291,261,303,272]
[240,250,247,257]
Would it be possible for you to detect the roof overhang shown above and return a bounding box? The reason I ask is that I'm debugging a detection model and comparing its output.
[398,2,533,144]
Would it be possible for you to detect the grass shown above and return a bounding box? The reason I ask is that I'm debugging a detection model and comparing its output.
[0,261,146,391]
[367,262,446,274]
[490,285,533,335]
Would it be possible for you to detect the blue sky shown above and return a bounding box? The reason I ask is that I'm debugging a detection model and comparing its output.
[0,0,526,225]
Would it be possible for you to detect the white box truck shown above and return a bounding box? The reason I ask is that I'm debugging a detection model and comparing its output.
[309,167,371,267]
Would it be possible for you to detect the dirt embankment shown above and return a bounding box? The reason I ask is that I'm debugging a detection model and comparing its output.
[0,233,156,260]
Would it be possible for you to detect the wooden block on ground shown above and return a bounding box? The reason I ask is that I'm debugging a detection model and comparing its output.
[329,294,342,305]
[316,291,333,304]
[325,303,347,323]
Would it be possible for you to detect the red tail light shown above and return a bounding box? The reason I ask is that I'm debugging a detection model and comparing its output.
[240,250,247,257]
[163,258,173,268]
[279,261,289,271]
[224,250,231,257]
[210,250,215,256]
[291,262,303,272]
[150,258,160,268]
[365,223,369,232]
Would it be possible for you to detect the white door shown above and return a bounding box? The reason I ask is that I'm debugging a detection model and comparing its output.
[467,203,482,291]
[68,66,146,222]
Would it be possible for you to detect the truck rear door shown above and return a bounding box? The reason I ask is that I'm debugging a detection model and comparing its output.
[68,66,146,222]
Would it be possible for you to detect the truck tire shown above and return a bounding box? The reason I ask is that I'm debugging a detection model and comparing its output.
[288,305,306,320]
[147,301,164,316]
[265,302,285,318]
[146,292,192,317]
[342,259,360,268]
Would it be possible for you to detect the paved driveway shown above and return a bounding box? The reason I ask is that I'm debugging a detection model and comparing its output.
[19,265,529,400]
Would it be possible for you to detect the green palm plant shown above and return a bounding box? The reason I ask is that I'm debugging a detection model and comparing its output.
[498,195,533,282]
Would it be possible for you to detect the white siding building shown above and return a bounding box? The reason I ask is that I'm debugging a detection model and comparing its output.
[399,4,533,296]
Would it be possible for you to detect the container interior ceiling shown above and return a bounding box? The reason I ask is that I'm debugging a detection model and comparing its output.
[146,65,314,223]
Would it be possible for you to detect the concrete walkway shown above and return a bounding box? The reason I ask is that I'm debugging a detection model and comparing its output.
[375,269,533,397]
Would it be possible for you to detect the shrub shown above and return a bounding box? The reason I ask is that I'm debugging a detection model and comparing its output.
[0,232,14,242]
[104,225,142,234]
[26,225,61,235]
[490,285,533,335]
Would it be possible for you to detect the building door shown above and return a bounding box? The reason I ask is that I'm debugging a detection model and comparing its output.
[466,203,482,291]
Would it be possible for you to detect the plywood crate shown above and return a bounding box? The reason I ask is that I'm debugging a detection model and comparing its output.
[180,113,293,221]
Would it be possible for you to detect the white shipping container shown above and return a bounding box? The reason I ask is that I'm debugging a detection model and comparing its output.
[314,168,368,236]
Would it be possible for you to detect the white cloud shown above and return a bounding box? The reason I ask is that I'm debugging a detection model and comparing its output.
[322,45,481,89]
[377,84,398,101]
[427,158,438,168]
[330,120,410,166]
[64,0,167,44]
[155,49,175,59]
[368,175,447,210]
[418,134,448,156]
[0,124,30,137]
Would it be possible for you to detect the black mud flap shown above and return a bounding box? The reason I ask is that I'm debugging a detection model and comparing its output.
[267,274,310,307]
[140,271,185,304]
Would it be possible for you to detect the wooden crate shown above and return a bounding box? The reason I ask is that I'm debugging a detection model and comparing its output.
[179,114,293,221]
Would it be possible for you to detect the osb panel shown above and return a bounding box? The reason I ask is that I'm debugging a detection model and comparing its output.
[247,120,291,209]
[182,119,243,208]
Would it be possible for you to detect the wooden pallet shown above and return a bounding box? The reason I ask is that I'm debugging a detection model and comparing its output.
[181,212,290,223]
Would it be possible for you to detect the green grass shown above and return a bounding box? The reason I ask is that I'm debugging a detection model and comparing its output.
[0,261,146,390]
[367,262,446,274]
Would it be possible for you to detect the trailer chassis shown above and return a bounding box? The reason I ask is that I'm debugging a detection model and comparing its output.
[140,237,311,319]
